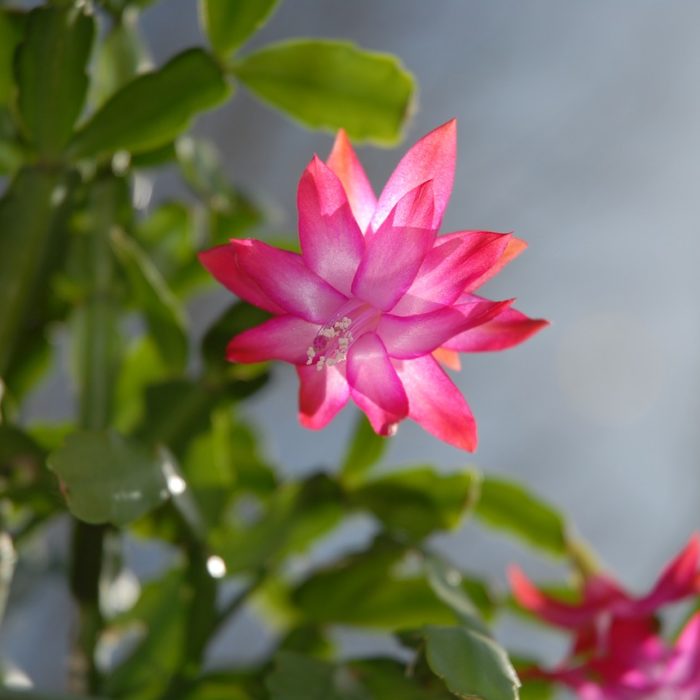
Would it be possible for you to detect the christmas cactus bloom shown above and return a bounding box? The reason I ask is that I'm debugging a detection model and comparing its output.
[510,535,700,699]
[200,120,547,450]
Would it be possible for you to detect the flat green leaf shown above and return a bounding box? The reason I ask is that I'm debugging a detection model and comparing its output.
[233,39,415,144]
[0,9,25,106]
[475,477,568,557]
[292,540,456,630]
[200,0,279,55]
[340,415,387,486]
[47,430,171,526]
[69,48,231,159]
[0,167,63,380]
[351,467,477,540]
[111,227,188,371]
[15,5,94,155]
[266,652,369,700]
[424,626,521,700]
[349,658,454,700]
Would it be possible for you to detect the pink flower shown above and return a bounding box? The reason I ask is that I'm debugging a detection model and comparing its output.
[510,535,700,699]
[200,121,547,450]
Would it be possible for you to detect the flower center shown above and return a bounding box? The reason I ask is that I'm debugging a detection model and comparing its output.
[306,300,380,371]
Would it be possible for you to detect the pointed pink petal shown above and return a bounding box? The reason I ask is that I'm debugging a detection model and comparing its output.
[432,348,461,370]
[393,354,476,451]
[226,315,319,364]
[232,239,347,323]
[666,612,700,686]
[297,156,365,296]
[631,534,700,615]
[297,364,350,429]
[443,304,549,352]
[199,244,285,314]
[371,119,456,232]
[467,235,528,291]
[509,567,624,629]
[346,332,408,435]
[391,231,514,315]
[351,182,436,311]
[326,129,377,234]
[378,298,512,359]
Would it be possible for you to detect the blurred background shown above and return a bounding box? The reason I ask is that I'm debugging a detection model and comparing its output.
[7,0,700,691]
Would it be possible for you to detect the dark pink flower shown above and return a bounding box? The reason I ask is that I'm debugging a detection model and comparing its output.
[510,535,700,699]
[200,121,547,450]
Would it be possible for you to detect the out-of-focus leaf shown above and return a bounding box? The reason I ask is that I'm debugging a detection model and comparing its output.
[0,10,25,106]
[47,430,171,527]
[200,0,279,55]
[292,539,456,630]
[0,690,108,700]
[475,477,568,557]
[212,474,342,574]
[104,568,188,700]
[232,40,415,144]
[0,167,63,380]
[111,227,188,372]
[349,658,454,700]
[266,652,369,700]
[351,467,477,540]
[15,5,93,155]
[178,671,266,700]
[90,11,148,107]
[340,415,386,486]
[424,626,521,700]
[130,141,176,168]
[69,49,230,158]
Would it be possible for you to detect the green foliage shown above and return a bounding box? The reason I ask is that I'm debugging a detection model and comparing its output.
[233,39,415,143]
[69,49,231,158]
[341,414,387,486]
[200,0,279,56]
[0,9,25,107]
[47,430,171,526]
[475,476,568,557]
[16,5,94,156]
[424,626,521,700]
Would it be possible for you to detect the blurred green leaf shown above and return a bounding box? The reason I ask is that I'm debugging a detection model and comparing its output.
[351,467,477,540]
[266,652,369,700]
[0,9,25,106]
[16,5,94,155]
[0,690,108,700]
[348,658,454,700]
[340,415,386,486]
[111,227,188,372]
[0,167,63,381]
[69,48,231,159]
[105,568,188,700]
[200,0,279,56]
[475,477,568,558]
[293,539,456,630]
[232,39,415,144]
[90,10,148,107]
[424,626,521,700]
[178,672,266,700]
[47,430,171,526]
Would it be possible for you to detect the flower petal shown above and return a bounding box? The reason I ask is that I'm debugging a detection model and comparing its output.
[351,182,436,311]
[631,534,700,615]
[467,235,528,291]
[227,315,320,364]
[371,119,456,232]
[232,239,347,323]
[378,299,512,359]
[346,332,408,435]
[443,304,549,352]
[393,354,476,451]
[297,364,350,429]
[326,129,377,234]
[432,348,461,370]
[391,231,514,315]
[667,612,700,686]
[199,244,286,314]
[297,156,365,296]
